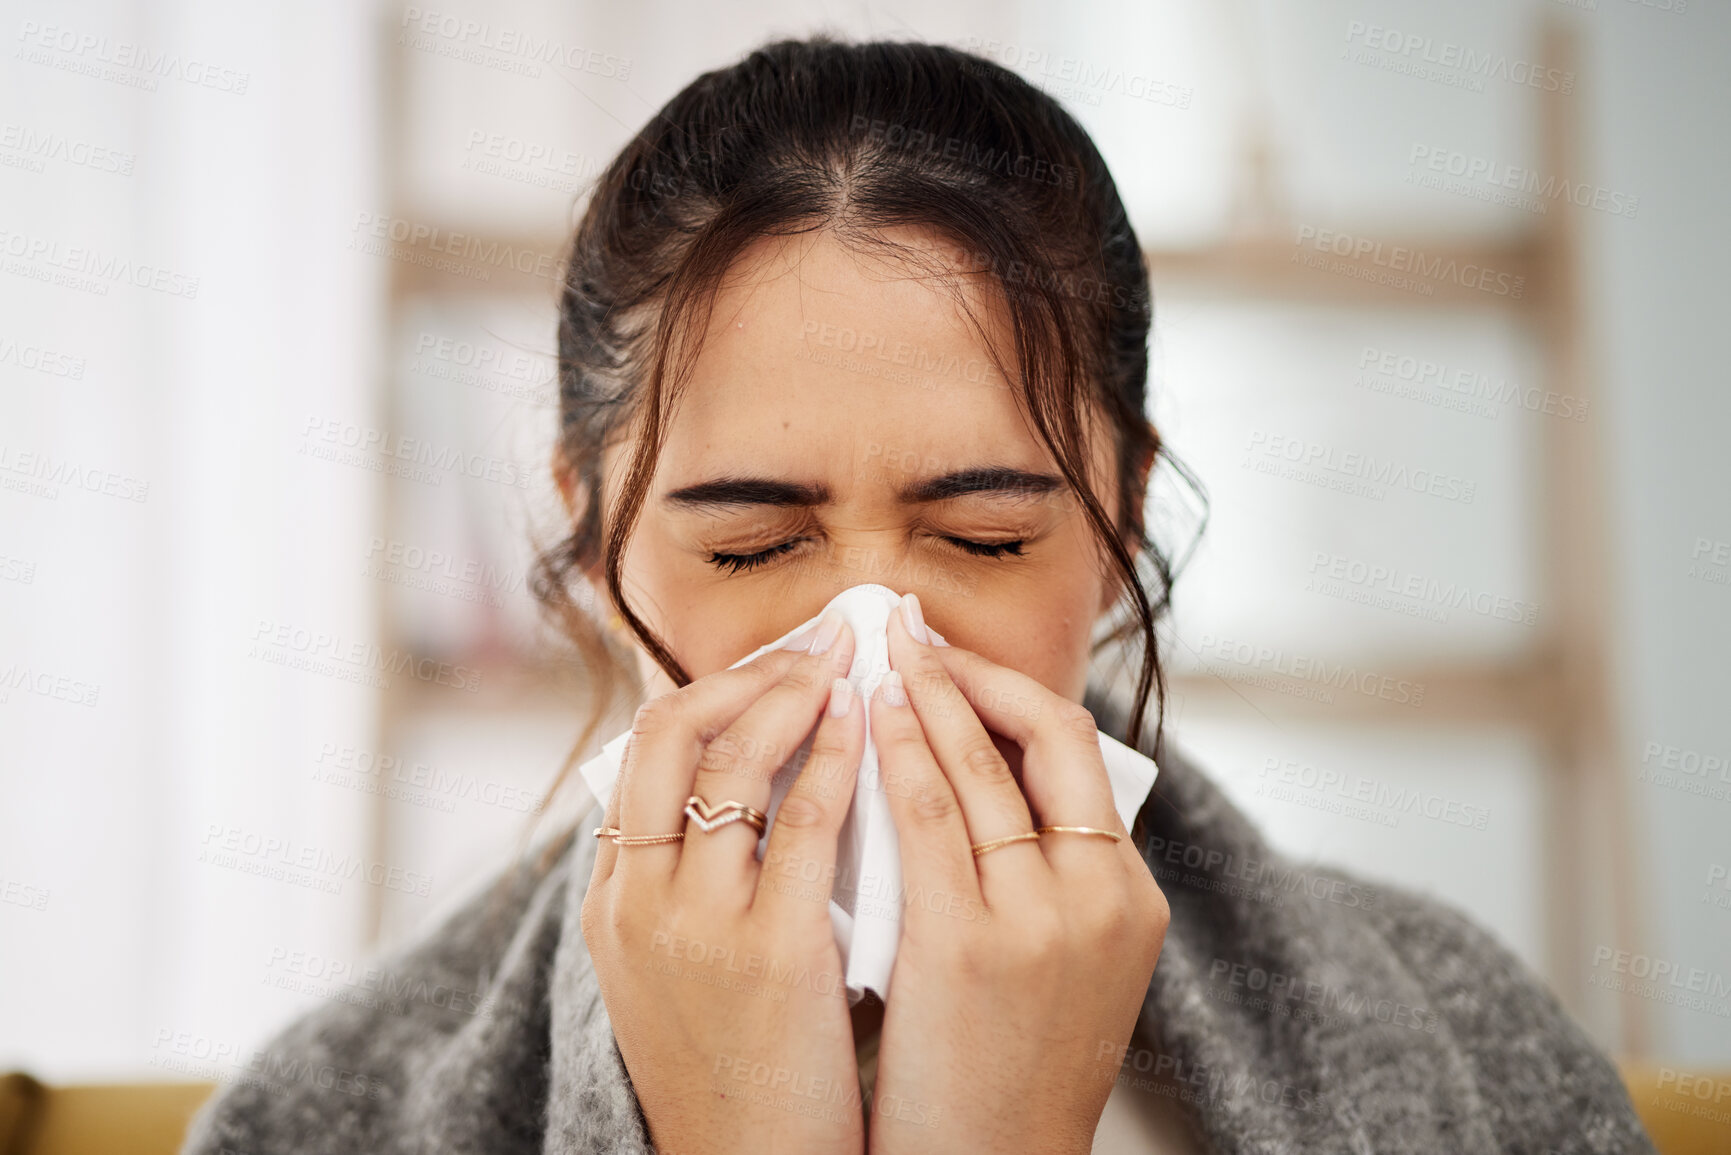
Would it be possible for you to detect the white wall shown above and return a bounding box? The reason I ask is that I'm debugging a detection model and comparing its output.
[1580,0,1731,1065]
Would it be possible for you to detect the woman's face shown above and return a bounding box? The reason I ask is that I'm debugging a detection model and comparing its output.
[596,226,1127,705]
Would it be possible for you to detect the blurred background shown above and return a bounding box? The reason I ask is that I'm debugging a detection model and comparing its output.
[3,0,1727,1093]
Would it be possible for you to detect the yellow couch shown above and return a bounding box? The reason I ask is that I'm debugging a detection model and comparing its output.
[2,1065,1726,1154]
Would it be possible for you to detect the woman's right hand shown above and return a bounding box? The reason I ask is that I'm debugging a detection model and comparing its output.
[581,609,866,1155]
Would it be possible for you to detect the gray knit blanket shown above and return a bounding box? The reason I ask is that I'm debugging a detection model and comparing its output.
[181,689,1655,1154]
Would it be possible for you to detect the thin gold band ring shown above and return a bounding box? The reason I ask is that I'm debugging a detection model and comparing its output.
[591,826,686,846]
[1036,825,1123,842]
[971,825,1124,857]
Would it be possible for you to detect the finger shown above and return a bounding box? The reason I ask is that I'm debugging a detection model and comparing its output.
[885,595,1048,895]
[608,644,809,887]
[753,675,865,929]
[590,747,627,886]
[869,670,984,923]
[925,643,1132,875]
[675,614,857,905]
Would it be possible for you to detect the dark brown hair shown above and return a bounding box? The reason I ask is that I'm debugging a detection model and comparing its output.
[528,36,1196,828]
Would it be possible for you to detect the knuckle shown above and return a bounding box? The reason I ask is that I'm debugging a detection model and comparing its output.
[799,743,852,798]
[1141,877,1172,933]
[579,889,617,944]
[770,792,828,831]
[631,693,678,737]
[958,736,1012,784]
[780,657,828,693]
[908,785,959,826]
[695,741,747,780]
[1052,700,1100,741]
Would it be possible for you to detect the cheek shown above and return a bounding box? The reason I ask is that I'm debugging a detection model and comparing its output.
[926,572,1101,701]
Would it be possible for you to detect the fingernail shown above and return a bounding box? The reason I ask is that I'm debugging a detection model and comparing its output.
[808,608,845,655]
[927,627,949,647]
[878,670,908,708]
[899,593,930,644]
[780,620,818,652]
[827,677,852,718]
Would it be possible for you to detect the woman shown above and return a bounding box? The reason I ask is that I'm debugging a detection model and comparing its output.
[183,37,1655,1154]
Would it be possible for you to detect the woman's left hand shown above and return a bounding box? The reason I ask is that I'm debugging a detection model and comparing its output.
[864,598,1169,1154]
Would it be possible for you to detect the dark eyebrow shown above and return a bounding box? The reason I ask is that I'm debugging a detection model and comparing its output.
[663,477,830,509]
[900,467,1063,503]
[662,467,1063,511]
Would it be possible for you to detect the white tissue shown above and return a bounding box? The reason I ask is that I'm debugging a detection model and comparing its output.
[577,582,1159,1005]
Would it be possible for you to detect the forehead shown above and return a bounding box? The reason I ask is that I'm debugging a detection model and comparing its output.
[660,227,1049,475]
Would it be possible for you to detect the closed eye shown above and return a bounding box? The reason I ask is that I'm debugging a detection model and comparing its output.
[705,535,1026,574]
[944,537,1025,558]
[707,538,807,574]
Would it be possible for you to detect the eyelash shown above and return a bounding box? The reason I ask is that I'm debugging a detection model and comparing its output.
[707,536,1026,573]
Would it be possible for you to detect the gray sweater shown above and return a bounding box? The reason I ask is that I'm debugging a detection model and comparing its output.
[181,689,1657,1154]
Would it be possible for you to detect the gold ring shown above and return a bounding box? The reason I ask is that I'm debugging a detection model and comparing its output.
[684,795,768,835]
[970,831,1042,857]
[592,826,686,846]
[1037,825,1123,843]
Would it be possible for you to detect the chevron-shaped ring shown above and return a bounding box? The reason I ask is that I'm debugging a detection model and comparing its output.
[683,795,769,835]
